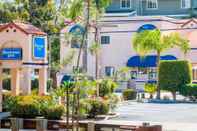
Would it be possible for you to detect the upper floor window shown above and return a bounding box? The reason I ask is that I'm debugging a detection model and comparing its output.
[120,0,131,9]
[101,36,110,45]
[147,0,158,9]
[181,0,191,9]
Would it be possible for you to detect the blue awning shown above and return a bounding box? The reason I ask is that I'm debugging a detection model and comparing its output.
[127,55,177,67]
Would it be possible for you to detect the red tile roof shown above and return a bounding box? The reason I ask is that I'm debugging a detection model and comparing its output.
[0,22,46,35]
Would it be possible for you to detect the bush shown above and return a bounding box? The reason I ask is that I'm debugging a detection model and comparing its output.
[11,102,40,118]
[159,60,192,100]
[144,83,157,99]
[122,89,137,100]
[42,105,65,120]
[83,99,109,118]
[4,95,65,119]
[2,92,17,112]
[99,79,117,97]
[180,84,197,100]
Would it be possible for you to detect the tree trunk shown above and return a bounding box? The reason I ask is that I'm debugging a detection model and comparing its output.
[172,91,176,101]
[51,70,57,88]
[156,51,161,99]
[150,94,153,99]
[75,0,90,130]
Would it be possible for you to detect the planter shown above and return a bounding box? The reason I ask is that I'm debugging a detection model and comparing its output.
[1,119,11,128]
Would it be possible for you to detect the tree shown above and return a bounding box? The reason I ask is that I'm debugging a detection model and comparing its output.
[66,0,111,129]
[133,30,190,99]
[159,60,192,100]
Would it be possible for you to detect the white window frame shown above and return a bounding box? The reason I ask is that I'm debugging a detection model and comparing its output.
[181,0,191,9]
[120,0,131,9]
[146,0,158,10]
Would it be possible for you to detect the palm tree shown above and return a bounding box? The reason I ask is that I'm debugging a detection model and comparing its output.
[89,42,101,96]
[133,30,190,99]
[66,0,111,129]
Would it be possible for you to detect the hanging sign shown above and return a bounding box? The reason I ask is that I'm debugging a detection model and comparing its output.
[33,37,46,59]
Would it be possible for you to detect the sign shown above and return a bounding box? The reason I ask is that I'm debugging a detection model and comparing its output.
[33,37,45,59]
[0,48,22,60]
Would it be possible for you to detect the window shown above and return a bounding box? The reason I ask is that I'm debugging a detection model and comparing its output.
[181,0,191,9]
[71,38,80,48]
[193,69,197,81]
[105,66,115,77]
[147,0,158,9]
[101,36,110,45]
[121,0,131,9]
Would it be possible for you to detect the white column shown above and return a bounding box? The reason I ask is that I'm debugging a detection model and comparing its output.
[22,67,32,95]
[39,67,47,95]
[11,68,20,96]
[0,68,3,112]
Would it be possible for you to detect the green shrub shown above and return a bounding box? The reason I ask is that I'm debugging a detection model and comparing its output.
[83,99,109,118]
[122,89,137,100]
[5,95,64,119]
[41,105,65,120]
[11,102,40,118]
[99,79,117,97]
[158,60,192,100]
[2,92,17,112]
[144,83,157,99]
[180,84,197,99]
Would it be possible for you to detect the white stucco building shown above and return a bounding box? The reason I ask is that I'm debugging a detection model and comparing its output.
[59,15,197,87]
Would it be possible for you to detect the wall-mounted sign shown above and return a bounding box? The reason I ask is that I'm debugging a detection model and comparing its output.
[0,48,22,60]
[33,37,45,59]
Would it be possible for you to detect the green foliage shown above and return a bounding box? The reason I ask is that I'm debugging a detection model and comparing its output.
[180,84,197,99]
[11,102,40,118]
[2,92,17,112]
[89,42,101,55]
[99,79,117,97]
[41,105,65,120]
[122,89,137,100]
[82,98,109,118]
[144,83,157,94]
[4,95,65,120]
[133,30,190,56]
[158,60,192,93]
[0,0,59,34]
[51,37,60,64]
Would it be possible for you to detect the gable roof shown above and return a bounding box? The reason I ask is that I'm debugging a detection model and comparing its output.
[0,22,46,35]
[181,18,197,28]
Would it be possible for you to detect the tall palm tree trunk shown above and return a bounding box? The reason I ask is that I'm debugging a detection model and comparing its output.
[156,51,161,99]
[75,0,90,130]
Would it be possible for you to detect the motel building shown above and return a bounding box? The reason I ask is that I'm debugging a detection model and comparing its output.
[0,22,48,111]
[59,15,197,90]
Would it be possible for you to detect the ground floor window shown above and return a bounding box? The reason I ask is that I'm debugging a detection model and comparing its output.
[130,68,157,80]
[193,69,197,81]
[105,66,115,77]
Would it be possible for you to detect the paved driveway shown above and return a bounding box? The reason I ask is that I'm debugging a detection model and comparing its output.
[111,101,197,131]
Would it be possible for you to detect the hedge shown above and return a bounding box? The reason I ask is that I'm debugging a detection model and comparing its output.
[122,89,137,100]
[158,60,192,99]
[180,84,197,99]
